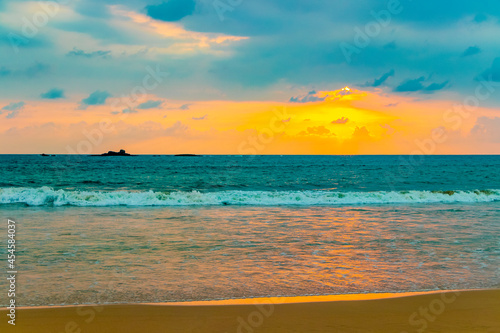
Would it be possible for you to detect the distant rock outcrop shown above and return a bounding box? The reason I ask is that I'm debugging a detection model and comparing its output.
[91,149,137,156]
[174,154,202,157]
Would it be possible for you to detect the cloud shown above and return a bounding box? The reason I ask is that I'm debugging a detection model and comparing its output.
[167,104,192,110]
[352,126,371,140]
[290,91,327,103]
[192,115,207,120]
[2,101,25,111]
[470,117,500,142]
[364,69,395,87]
[145,0,196,22]
[424,81,449,92]
[306,126,330,136]
[137,100,163,109]
[1,101,25,119]
[394,77,448,93]
[380,124,395,135]
[394,77,426,92]
[332,117,349,124]
[462,46,481,57]
[79,90,111,109]
[122,108,138,114]
[41,88,65,99]
[66,48,112,59]
[0,63,49,78]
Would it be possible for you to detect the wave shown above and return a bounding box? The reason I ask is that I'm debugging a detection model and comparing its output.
[0,187,499,207]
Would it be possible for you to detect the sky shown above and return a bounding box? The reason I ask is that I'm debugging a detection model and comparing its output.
[1,0,500,154]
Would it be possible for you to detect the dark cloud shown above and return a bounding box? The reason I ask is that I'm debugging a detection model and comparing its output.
[462,46,481,57]
[290,91,326,103]
[364,69,395,87]
[394,77,448,93]
[67,48,111,59]
[424,81,449,92]
[41,88,65,99]
[79,90,111,109]
[192,115,207,120]
[137,100,163,109]
[145,0,196,22]
[394,77,425,92]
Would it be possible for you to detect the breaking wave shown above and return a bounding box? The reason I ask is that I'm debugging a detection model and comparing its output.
[0,187,499,207]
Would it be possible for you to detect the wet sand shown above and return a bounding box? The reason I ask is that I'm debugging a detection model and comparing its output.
[1,289,499,333]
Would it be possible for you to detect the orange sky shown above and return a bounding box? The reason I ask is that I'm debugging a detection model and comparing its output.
[1,87,498,154]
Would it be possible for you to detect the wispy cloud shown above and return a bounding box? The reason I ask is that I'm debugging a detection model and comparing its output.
[66,48,111,59]
[1,101,25,119]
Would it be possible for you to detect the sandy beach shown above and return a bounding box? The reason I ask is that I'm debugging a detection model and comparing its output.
[2,289,499,333]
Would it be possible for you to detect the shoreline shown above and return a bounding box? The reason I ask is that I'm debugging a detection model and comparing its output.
[10,288,487,309]
[2,289,499,332]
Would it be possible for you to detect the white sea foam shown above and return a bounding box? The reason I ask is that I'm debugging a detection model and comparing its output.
[0,187,499,207]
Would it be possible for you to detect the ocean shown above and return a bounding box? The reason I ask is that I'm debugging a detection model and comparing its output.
[0,155,499,306]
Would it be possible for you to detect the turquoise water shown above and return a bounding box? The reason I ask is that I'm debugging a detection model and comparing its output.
[0,155,499,305]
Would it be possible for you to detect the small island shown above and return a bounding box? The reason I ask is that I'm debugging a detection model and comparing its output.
[174,154,202,157]
[90,149,137,157]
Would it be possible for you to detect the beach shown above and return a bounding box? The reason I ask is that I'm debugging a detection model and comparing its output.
[2,289,499,332]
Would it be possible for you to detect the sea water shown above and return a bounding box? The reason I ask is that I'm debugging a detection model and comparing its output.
[0,155,499,305]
